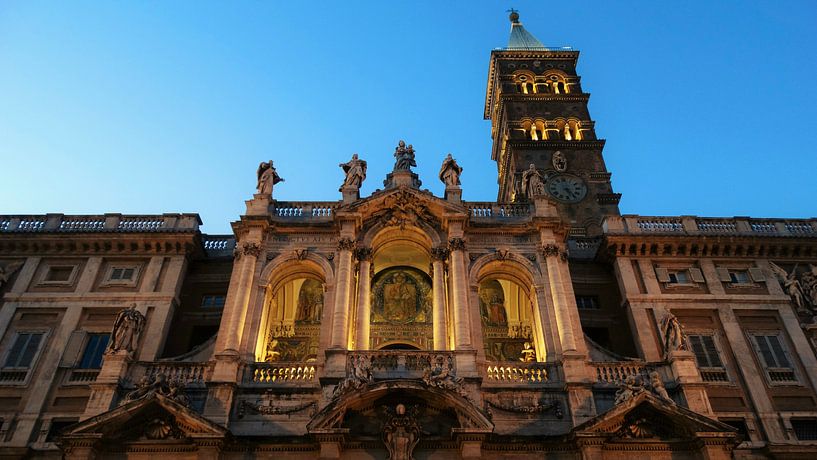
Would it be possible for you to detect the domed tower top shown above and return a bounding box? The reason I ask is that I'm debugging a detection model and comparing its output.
[506,9,545,50]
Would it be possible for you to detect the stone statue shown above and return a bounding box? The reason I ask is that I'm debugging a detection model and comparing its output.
[422,355,467,398]
[529,124,539,141]
[332,354,374,400]
[660,310,687,359]
[770,262,810,314]
[647,371,673,403]
[552,151,567,172]
[122,373,189,407]
[0,261,24,291]
[107,303,146,354]
[382,403,421,460]
[393,140,417,171]
[256,160,284,196]
[614,374,644,405]
[521,164,545,199]
[520,342,536,362]
[264,338,281,362]
[562,124,573,141]
[438,153,463,187]
[339,153,367,188]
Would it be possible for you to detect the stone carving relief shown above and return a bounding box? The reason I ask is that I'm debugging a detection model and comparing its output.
[340,153,367,189]
[372,190,436,230]
[483,394,562,418]
[256,160,284,197]
[382,404,421,460]
[332,354,374,400]
[238,399,316,418]
[438,153,463,187]
[337,238,356,251]
[0,260,24,290]
[552,150,567,172]
[541,244,568,260]
[107,303,146,355]
[143,417,183,440]
[770,262,817,319]
[448,238,466,251]
[613,372,674,406]
[122,373,190,407]
[422,354,469,400]
[234,242,262,260]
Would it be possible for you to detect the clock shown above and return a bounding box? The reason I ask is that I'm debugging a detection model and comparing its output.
[546,174,587,203]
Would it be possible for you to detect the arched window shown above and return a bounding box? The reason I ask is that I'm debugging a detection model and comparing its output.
[514,72,536,95]
[544,73,569,94]
[260,274,324,363]
[479,278,541,362]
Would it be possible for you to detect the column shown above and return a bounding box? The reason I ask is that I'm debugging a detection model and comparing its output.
[448,238,471,349]
[541,244,577,352]
[431,246,450,350]
[214,241,261,354]
[354,247,372,350]
[330,238,355,349]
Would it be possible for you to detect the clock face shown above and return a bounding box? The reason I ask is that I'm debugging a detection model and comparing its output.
[546,174,587,203]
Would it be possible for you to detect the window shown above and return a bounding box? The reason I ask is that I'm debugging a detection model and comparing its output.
[201,295,226,308]
[3,332,44,368]
[716,267,765,285]
[729,270,750,284]
[575,295,600,310]
[78,334,109,369]
[668,271,689,284]
[44,266,73,282]
[655,267,705,285]
[791,419,817,441]
[750,333,797,383]
[688,334,729,382]
[109,267,135,281]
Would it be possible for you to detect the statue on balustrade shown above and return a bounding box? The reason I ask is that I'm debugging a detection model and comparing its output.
[521,164,545,199]
[519,342,536,362]
[393,140,416,171]
[438,153,463,187]
[648,371,673,403]
[614,374,643,405]
[339,153,367,189]
[659,310,687,359]
[256,160,284,197]
[107,303,146,354]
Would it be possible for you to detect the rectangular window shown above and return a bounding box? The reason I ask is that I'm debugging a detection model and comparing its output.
[729,270,751,284]
[668,271,689,284]
[77,334,109,369]
[656,266,704,285]
[688,334,729,382]
[201,295,226,308]
[3,332,44,368]
[45,266,73,282]
[109,268,135,281]
[791,419,817,441]
[575,295,600,310]
[751,333,798,383]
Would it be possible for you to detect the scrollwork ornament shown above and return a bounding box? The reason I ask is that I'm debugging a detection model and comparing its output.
[448,238,466,252]
[294,248,309,260]
[337,238,356,252]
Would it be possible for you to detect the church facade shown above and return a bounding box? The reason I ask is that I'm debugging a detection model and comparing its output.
[1,13,816,459]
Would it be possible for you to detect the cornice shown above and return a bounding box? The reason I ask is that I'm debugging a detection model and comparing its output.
[604,233,817,260]
[507,139,606,149]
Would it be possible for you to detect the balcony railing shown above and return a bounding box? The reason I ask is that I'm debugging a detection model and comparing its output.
[246,362,317,384]
[134,362,213,386]
[272,202,338,220]
[592,361,656,385]
[484,362,552,384]
[606,215,817,237]
[0,214,201,233]
[467,202,531,219]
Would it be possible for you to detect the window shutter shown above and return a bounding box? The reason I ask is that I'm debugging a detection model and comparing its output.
[748,267,765,282]
[689,267,705,283]
[59,331,86,368]
[767,335,791,368]
[753,335,777,368]
[688,335,709,367]
[701,335,723,367]
[655,267,670,283]
[716,267,732,282]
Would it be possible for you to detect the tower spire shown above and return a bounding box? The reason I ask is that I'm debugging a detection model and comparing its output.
[506,10,545,50]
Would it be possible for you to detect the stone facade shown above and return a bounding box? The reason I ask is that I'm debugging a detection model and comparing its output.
[1,12,816,460]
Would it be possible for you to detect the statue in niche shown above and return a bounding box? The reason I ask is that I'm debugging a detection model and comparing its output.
[552,150,567,172]
[339,153,367,188]
[296,279,323,323]
[382,404,421,460]
[659,310,687,359]
[107,303,146,354]
[393,140,416,171]
[521,164,545,199]
[438,153,463,187]
[256,160,284,196]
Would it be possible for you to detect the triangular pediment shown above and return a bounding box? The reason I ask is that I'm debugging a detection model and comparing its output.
[342,187,467,229]
[574,392,737,441]
[62,394,228,444]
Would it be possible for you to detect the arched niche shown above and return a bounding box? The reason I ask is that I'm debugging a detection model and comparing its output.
[472,257,547,362]
[256,258,328,363]
[365,225,435,350]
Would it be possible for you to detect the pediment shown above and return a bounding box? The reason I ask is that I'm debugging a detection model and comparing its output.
[342,187,467,229]
[574,392,737,441]
[62,394,228,444]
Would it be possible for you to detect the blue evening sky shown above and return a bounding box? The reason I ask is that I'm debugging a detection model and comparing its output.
[1,1,815,234]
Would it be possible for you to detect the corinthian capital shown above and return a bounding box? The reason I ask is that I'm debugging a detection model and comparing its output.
[448,238,466,252]
[430,246,450,261]
[354,247,373,262]
[235,242,262,260]
[337,238,356,252]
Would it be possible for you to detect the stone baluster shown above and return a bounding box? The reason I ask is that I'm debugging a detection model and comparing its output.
[354,247,373,350]
[431,246,450,350]
[448,238,471,349]
[330,238,356,349]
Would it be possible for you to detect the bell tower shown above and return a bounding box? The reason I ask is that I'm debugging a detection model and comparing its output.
[485,11,620,237]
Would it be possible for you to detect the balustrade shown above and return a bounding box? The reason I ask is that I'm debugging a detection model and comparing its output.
[273,202,337,219]
[485,363,550,383]
[0,214,200,233]
[592,362,653,384]
[609,215,817,237]
[247,363,316,383]
[140,362,212,386]
[467,202,531,219]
